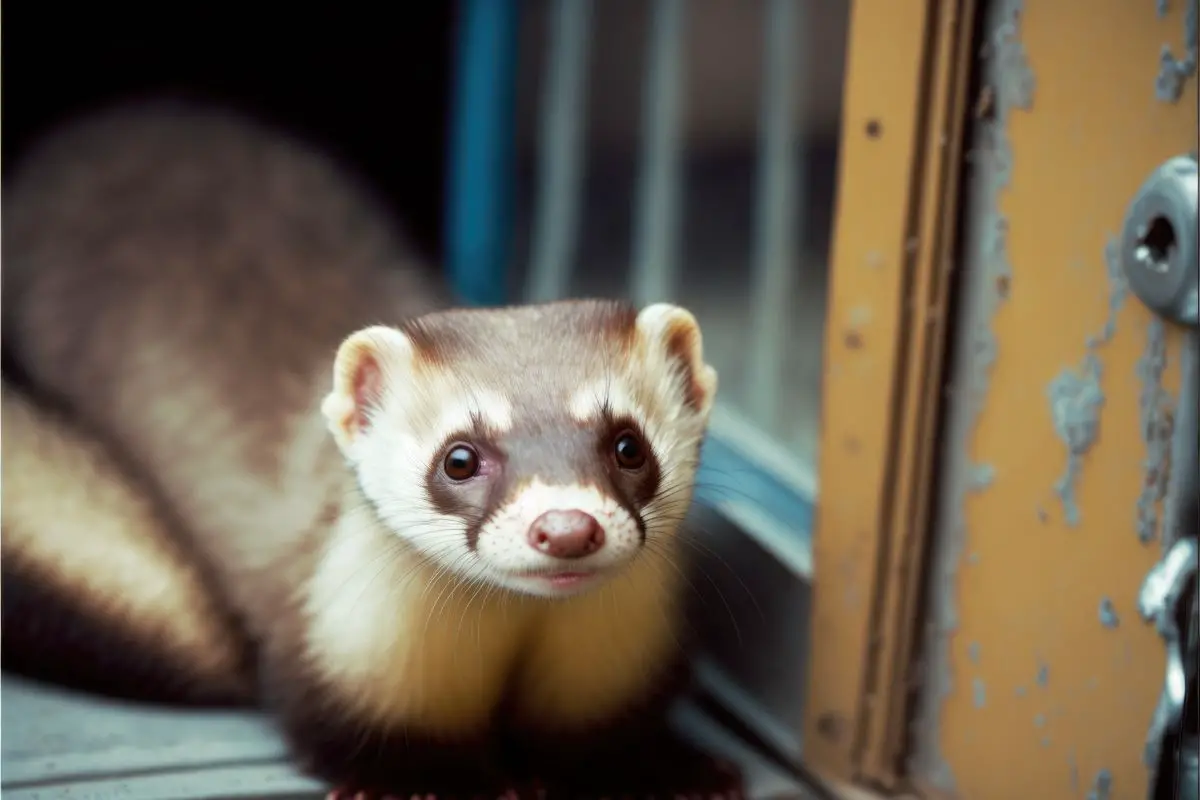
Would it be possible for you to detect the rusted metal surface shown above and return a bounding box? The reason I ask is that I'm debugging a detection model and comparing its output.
[909,2,1196,798]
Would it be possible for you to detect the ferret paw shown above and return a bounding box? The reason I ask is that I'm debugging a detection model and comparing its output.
[533,747,745,800]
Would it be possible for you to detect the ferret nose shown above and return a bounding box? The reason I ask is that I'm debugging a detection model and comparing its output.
[527,510,606,559]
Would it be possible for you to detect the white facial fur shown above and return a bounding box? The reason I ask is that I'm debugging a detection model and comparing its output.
[474,480,642,597]
[321,303,718,600]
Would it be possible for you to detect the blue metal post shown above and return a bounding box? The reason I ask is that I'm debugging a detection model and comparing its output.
[445,0,521,306]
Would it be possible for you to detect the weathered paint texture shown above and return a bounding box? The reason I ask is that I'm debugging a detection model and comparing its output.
[1098,596,1121,629]
[1136,318,1173,543]
[907,0,1032,790]
[1155,0,1198,102]
[1048,367,1105,525]
[972,678,987,709]
[1047,240,1127,526]
[1086,767,1113,800]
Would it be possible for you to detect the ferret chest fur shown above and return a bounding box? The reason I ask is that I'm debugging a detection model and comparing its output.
[303,500,684,736]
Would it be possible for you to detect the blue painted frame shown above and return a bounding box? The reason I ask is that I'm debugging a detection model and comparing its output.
[445,0,521,307]
[443,2,816,566]
[694,435,815,563]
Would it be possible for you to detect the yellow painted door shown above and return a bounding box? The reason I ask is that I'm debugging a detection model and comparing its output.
[908,2,1198,800]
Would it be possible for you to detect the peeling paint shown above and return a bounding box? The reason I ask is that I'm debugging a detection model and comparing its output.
[1098,596,1121,628]
[1136,319,1174,543]
[972,678,987,708]
[1048,363,1105,525]
[1047,239,1127,526]
[968,463,996,490]
[1155,0,1198,102]
[908,1,1032,789]
[1086,768,1113,800]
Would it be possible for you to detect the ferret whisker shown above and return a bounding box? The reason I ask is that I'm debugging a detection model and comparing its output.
[667,535,765,623]
[10,105,740,797]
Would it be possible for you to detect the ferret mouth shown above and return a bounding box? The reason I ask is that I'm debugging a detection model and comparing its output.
[511,568,602,590]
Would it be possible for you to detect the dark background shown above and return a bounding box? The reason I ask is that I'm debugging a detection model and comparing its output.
[2,3,458,261]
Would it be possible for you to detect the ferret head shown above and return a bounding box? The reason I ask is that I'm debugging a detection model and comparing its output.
[321,300,717,599]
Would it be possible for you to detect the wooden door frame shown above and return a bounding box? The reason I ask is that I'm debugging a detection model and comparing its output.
[802,0,980,790]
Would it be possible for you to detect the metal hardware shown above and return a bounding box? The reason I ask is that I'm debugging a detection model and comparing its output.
[1122,154,1200,799]
[1177,735,1199,800]
[1138,537,1198,775]
[1119,155,1198,326]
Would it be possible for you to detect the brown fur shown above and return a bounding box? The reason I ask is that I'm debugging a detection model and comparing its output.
[1,382,252,703]
[1,101,739,798]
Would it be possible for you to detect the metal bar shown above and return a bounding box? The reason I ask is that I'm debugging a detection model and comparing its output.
[630,0,687,306]
[527,0,594,303]
[1162,329,1199,551]
[746,0,803,429]
[445,0,521,306]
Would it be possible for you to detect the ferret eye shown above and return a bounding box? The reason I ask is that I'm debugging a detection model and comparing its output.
[613,431,646,470]
[443,444,480,481]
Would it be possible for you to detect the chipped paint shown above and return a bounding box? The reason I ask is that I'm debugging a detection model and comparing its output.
[1086,768,1113,800]
[908,0,1032,790]
[1155,0,1198,102]
[1048,364,1105,525]
[972,678,987,708]
[967,641,982,664]
[968,463,996,490]
[1098,596,1121,628]
[1136,319,1174,543]
[1015,685,1028,697]
[1034,712,1047,728]
[1047,239,1127,526]
[1036,661,1050,688]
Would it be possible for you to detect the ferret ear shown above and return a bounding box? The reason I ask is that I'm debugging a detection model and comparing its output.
[635,303,718,417]
[321,325,415,454]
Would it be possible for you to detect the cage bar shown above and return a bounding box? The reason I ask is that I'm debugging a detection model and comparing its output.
[746,0,804,428]
[526,0,594,303]
[446,0,521,306]
[630,0,687,306]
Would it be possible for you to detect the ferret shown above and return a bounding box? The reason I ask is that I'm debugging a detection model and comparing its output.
[1,102,742,799]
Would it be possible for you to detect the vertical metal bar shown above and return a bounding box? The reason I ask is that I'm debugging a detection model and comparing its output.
[1163,329,1199,551]
[445,0,521,306]
[527,0,594,303]
[631,0,687,306]
[747,0,803,429]
[744,0,801,431]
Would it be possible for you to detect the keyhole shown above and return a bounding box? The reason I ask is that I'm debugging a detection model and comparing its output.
[1135,215,1177,274]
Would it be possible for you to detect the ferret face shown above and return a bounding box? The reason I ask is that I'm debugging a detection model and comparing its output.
[322,300,717,599]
